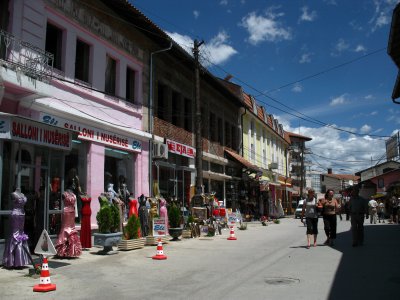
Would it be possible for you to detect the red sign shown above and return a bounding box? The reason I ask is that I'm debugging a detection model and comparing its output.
[166,139,195,158]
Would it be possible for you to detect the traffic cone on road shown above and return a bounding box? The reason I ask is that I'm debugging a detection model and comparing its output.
[152,238,167,260]
[33,257,56,292]
[227,226,237,240]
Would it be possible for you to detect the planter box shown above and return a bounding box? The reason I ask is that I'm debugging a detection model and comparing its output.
[118,238,145,251]
[93,232,123,255]
[182,230,192,238]
[145,236,169,246]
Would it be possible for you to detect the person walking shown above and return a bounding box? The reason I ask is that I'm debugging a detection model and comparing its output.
[336,196,343,221]
[349,186,368,247]
[378,201,385,223]
[319,189,339,246]
[368,197,378,224]
[301,189,321,248]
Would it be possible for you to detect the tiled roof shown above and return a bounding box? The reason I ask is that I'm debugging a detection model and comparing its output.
[287,131,312,141]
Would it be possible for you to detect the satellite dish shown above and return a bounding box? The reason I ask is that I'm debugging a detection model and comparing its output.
[348,180,353,186]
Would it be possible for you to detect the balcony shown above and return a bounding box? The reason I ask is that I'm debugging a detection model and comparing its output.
[0,30,53,81]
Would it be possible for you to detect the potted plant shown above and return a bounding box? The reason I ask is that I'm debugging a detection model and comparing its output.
[168,202,182,241]
[118,214,144,250]
[93,195,123,254]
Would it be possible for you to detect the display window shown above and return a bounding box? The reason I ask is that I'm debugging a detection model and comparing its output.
[0,141,68,251]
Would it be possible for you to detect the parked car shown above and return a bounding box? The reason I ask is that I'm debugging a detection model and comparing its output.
[295,200,304,219]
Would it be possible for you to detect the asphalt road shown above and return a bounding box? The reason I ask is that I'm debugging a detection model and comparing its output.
[1,217,399,300]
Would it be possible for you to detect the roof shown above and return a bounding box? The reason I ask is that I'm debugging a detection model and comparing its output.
[224,149,260,173]
[287,131,312,141]
[323,174,360,181]
[355,160,400,176]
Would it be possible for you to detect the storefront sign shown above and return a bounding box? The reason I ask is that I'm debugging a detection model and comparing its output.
[152,217,166,237]
[166,139,195,158]
[0,115,72,150]
[40,113,142,153]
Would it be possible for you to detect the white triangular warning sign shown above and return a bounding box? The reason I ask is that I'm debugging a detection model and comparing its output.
[34,229,57,256]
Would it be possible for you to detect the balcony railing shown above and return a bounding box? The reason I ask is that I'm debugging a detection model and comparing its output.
[0,30,53,81]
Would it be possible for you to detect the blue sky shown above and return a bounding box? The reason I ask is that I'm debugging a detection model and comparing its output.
[132,0,400,174]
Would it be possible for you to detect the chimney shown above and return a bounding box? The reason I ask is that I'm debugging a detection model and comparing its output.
[224,74,233,81]
[328,168,332,174]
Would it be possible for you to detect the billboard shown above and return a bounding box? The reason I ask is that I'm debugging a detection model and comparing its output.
[386,132,399,160]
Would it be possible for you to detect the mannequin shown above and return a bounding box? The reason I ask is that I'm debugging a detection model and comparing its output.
[67,168,82,222]
[2,188,31,268]
[80,193,92,249]
[138,194,149,237]
[55,188,82,257]
[148,198,159,236]
[128,196,139,218]
[159,197,168,235]
[118,175,129,219]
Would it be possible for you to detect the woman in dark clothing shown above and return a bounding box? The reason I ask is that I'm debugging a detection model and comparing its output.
[318,189,339,246]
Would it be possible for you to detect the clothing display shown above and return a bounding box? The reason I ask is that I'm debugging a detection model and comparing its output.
[2,190,31,268]
[138,195,149,237]
[148,198,158,236]
[159,198,168,235]
[112,197,125,233]
[129,198,139,218]
[80,195,92,249]
[55,190,82,257]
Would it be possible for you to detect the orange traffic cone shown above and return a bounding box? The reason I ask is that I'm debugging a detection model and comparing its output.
[33,257,56,292]
[227,226,237,240]
[152,238,167,260]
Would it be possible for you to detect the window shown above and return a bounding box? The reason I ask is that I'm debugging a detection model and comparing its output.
[209,113,216,142]
[126,67,135,103]
[157,83,166,120]
[105,55,116,96]
[172,91,180,126]
[45,22,63,70]
[251,143,255,162]
[184,98,192,131]
[231,125,236,150]
[75,39,90,83]
[225,121,231,148]
[218,118,223,144]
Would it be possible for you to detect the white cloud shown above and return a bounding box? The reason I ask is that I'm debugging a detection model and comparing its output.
[331,38,350,56]
[292,83,303,93]
[299,52,312,64]
[220,0,228,5]
[299,6,317,22]
[364,94,374,100]
[193,10,200,19]
[240,8,292,45]
[369,0,399,32]
[354,44,367,52]
[330,94,348,106]
[323,0,337,5]
[360,124,372,134]
[166,30,237,67]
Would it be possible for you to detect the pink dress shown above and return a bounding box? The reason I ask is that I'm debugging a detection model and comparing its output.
[56,191,82,257]
[159,198,168,235]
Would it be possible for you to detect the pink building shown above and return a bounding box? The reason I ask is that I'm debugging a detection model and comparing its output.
[0,0,150,254]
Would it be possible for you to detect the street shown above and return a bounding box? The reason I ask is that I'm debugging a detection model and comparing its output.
[0,217,399,300]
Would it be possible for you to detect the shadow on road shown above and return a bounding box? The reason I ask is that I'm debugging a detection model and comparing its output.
[328,224,400,299]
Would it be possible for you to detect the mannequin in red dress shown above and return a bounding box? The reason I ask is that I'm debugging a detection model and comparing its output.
[80,194,92,249]
[128,196,140,237]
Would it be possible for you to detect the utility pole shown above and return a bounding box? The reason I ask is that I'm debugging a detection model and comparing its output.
[193,39,204,195]
[300,143,305,199]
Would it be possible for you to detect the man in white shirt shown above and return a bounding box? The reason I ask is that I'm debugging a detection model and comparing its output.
[368,198,378,224]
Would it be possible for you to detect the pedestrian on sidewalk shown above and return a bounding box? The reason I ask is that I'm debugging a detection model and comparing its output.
[349,186,368,247]
[378,200,385,223]
[336,196,343,221]
[301,189,321,248]
[319,189,339,246]
[368,197,378,224]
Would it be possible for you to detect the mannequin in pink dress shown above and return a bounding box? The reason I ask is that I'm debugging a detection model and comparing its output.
[128,196,140,238]
[159,198,168,235]
[55,190,82,257]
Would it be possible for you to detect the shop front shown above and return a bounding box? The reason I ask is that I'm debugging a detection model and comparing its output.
[153,139,195,209]
[0,113,72,256]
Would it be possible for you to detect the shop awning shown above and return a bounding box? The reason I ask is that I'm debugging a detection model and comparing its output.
[371,193,387,199]
[224,149,260,173]
[20,96,151,141]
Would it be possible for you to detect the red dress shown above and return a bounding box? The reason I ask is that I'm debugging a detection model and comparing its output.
[128,198,140,237]
[80,195,92,248]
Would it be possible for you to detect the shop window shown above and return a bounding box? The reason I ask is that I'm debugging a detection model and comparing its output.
[45,22,63,70]
[105,54,117,96]
[104,148,132,198]
[126,66,136,103]
[75,39,91,83]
